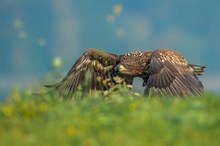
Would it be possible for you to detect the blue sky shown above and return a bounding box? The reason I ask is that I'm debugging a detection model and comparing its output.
[0,0,220,98]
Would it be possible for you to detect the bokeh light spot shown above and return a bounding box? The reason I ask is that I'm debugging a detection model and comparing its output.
[53,56,63,69]
[116,27,125,37]
[37,38,46,47]
[113,4,123,16]
[18,31,27,40]
[14,19,24,29]
[106,14,115,23]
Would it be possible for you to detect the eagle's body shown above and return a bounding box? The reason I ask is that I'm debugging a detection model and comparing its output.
[117,49,205,97]
[45,48,205,98]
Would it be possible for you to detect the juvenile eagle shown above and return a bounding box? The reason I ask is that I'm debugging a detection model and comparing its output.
[45,48,205,98]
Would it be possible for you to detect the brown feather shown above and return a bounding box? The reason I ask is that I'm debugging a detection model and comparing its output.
[143,49,204,97]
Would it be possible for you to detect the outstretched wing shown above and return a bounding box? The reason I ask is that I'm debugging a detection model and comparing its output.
[45,48,119,98]
[143,49,204,97]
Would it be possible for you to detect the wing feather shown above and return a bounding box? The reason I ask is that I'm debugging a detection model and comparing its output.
[45,48,119,98]
[144,49,204,97]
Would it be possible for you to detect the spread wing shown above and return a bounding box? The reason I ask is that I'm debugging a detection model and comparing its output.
[45,48,119,98]
[143,49,204,97]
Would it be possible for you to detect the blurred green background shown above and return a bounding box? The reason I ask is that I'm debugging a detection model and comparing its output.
[0,0,220,99]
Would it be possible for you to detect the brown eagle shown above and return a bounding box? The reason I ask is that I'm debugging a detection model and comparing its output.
[45,48,205,98]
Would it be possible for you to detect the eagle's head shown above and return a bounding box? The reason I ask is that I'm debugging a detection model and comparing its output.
[116,51,152,77]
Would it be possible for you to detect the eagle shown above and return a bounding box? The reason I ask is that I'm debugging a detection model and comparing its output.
[45,48,205,98]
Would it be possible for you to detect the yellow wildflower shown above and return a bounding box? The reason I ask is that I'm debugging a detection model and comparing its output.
[128,102,137,111]
[66,126,76,137]
[2,106,13,117]
[39,102,48,112]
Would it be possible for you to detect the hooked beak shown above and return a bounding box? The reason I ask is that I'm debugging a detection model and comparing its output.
[115,64,127,73]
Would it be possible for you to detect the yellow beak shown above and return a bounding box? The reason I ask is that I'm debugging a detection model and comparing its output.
[118,65,127,71]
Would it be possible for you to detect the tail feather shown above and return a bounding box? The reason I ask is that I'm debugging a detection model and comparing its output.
[189,64,206,75]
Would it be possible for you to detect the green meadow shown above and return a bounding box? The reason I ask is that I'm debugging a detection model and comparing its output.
[0,88,219,146]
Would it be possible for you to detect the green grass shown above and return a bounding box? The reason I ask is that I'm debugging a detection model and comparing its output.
[0,89,220,146]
